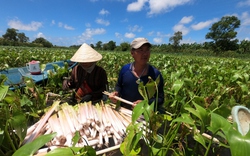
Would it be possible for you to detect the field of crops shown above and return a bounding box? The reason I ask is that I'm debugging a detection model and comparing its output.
[1,46,250,156]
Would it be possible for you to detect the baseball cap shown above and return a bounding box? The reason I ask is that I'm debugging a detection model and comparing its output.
[131,37,151,49]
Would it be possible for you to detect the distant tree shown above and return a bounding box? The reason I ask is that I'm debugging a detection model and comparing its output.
[90,44,95,49]
[106,41,116,51]
[169,31,182,51]
[102,43,108,50]
[239,40,250,54]
[2,28,18,42]
[32,37,53,48]
[17,32,29,43]
[120,42,130,51]
[205,16,240,52]
[96,41,102,50]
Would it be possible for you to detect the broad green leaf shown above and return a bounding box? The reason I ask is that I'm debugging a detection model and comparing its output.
[151,143,165,156]
[231,73,242,82]
[227,127,250,156]
[72,131,80,147]
[173,113,195,125]
[171,80,184,96]
[144,77,157,99]
[209,113,231,135]
[143,101,154,122]
[132,101,145,123]
[46,146,96,156]
[0,85,9,101]
[13,133,57,156]
[20,95,33,107]
[121,123,143,155]
[188,102,209,128]
[138,83,148,100]
[193,133,207,149]
[9,110,27,143]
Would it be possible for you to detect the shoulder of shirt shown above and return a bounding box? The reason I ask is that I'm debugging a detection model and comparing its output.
[121,63,131,70]
[95,65,107,72]
[119,63,132,74]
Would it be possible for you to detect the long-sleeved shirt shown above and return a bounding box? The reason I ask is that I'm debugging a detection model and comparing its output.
[115,63,164,110]
[69,64,108,102]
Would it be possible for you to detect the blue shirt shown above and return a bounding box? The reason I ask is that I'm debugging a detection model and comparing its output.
[115,63,164,109]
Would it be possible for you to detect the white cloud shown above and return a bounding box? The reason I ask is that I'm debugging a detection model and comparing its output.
[153,38,163,44]
[124,32,135,38]
[180,16,193,24]
[115,32,122,38]
[191,18,218,30]
[36,32,46,38]
[148,0,192,15]
[58,22,74,30]
[95,18,110,26]
[244,37,250,40]
[241,12,250,26]
[78,28,106,43]
[64,24,74,30]
[128,25,142,32]
[172,16,193,35]
[237,0,250,7]
[8,19,42,31]
[156,31,171,38]
[148,31,154,36]
[173,24,189,35]
[127,0,147,12]
[99,9,110,15]
[150,31,170,44]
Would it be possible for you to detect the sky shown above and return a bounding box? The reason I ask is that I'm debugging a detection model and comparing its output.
[0,0,250,47]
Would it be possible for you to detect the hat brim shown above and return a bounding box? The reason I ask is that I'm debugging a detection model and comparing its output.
[70,43,102,63]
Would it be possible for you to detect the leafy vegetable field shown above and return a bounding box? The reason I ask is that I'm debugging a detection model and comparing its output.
[1,46,250,156]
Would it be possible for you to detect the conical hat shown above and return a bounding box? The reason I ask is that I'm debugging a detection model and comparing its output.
[70,43,102,63]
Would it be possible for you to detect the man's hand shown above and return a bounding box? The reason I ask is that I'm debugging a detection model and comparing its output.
[109,91,119,103]
[132,100,142,108]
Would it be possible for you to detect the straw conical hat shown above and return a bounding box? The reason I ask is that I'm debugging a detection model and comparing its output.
[70,43,102,63]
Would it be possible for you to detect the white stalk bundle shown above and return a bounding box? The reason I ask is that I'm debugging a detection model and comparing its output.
[24,100,144,154]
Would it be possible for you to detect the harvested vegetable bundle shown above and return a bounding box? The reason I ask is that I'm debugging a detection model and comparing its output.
[24,100,141,154]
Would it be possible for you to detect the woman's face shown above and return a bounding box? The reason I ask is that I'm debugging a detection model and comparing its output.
[131,44,150,65]
[79,62,95,68]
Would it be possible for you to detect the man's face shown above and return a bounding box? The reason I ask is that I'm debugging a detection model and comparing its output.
[131,44,150,65]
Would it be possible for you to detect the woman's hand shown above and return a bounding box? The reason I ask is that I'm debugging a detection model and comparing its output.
[62,80,71,90]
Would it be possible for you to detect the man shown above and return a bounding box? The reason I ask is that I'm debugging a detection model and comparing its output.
[109,37,164,110]
[63,43,108,104]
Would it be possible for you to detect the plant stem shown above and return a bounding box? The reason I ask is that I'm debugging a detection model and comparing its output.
[5,121,16,152]
[204,138,213,156]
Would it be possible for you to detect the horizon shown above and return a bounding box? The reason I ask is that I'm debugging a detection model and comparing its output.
[0,0,250,47]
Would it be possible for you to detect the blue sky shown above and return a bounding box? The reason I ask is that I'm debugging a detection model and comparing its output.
[0,0,250,47]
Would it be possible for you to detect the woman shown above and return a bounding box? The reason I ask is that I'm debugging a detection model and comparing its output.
[109,37,164,110]
[63,43,108,104]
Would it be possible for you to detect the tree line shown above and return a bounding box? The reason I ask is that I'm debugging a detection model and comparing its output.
[1,16,250,54]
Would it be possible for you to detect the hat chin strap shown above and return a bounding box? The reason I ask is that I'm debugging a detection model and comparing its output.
[80,63,96,73]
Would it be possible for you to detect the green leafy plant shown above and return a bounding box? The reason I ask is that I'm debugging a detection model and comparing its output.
[120,76,174,156]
